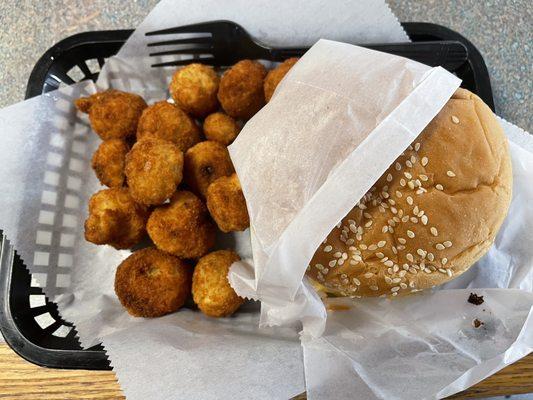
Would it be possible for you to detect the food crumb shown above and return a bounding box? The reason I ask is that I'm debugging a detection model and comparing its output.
[472,318,484,328]
[468,293,484,305]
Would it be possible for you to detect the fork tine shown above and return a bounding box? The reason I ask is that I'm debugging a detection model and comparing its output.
[147,36,212,47]
[150,57,217,68]
[149,48,213,57]
[146,21,217,36]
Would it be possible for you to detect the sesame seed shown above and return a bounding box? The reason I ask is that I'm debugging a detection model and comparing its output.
[392,277,401,284]
[406,196,413,205]
[387,173,393,182]
[410,217,418,223]
[408,181,415,189]
[393,264,400,273]
[398,238,406,245]
[353,278,361,285]
[358,203,367,209]
[436,243,445,250]
[349,260,357,265]
[410,156,416,165]
[442,258,448,265]
[329,260,337,267]
[368,244,378,251]
[409,281,416,288]
[389,226,395,233]
[421,215,428,225]
[417,249,427,258]
[442,241,452,248]
[384,260,394,267]
[392,246,398,254]
[415,179,422,187]
[360,244,368,250]
[391,286,400,292]
[365,221,373,228]
[322,268,329,274]
[379,206,386,213]
[419,174,428,181]
[315,264,324,270]
[451,115,460,124]
[436,184,444,191]
[342,253,348,259]
[338,259,345,265]
[400,282,408,289]
[392,292,398,296]
[395,162,402,170]
[370,286,379,291]
[416,189,425,195]
[407,230,415,238]
[409,267,418,274]
[378,240,386,248]
[404,172,412,179]
[324,245,332,252]
[427,253,435,262]
[430,227,438,236]
[348,238,355,245]
[364,272,373,278]
[381,202,389,209]
[406,160,413,168]
[388,199,396,206]
[446,170,456,177]
[400,179,406,187]
[385,276,393,284]
[387,267,393,275]
[364,212,372,219]
[399,270,407,278]
[397,245,405,250]
[406,253,414,262]
[391,207,398,214]
[334,251,342,258]
[349,225,357,233]
[414,142,421,151]
[438,268,447,274]
[353,255,362,262]
[357,226,364,234]
[382,192,390,199]
[381,226,388,233]
[376,252,384,258]
[421,157,428,166]
[401,215,409,222]
[424,268,432,274]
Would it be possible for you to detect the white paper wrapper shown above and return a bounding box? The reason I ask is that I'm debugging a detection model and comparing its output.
[0,1,530,399]
[226,42,533,398]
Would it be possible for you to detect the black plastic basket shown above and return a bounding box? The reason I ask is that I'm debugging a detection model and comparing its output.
[0,22,494,371]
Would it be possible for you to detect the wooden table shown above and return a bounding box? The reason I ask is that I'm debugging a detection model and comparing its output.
[0,343,531,399]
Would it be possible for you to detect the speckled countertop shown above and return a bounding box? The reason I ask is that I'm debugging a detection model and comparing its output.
[0,0,530,130]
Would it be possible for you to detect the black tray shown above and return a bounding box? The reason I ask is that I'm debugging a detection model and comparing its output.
[0,22,494,371]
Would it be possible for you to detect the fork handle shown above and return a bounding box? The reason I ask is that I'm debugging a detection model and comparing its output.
[270,41,468,70]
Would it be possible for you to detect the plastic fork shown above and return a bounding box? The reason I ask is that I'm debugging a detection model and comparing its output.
[146,20,468,70]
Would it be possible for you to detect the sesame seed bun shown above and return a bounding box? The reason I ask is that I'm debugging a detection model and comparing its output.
[307,89,512,298]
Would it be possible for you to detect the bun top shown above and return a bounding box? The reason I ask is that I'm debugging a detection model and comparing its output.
[307,89,512,298]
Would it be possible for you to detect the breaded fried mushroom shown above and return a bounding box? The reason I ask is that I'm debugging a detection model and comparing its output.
[217,60,267,119]
[206,174,249,232]
[264,57,298,102]
[125,138,183,206]
[169,63,220,117]
[84,188,149,249]
[203,112,240,145]
[75,89,147,140]
[91,139,129,188]
[184,141,234,198]
[192,250,244,317]
[115,247,191,317]
[137,101,201,152]
[147,191,216,259]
